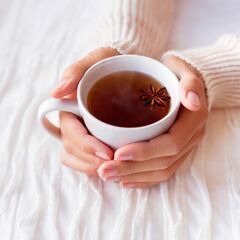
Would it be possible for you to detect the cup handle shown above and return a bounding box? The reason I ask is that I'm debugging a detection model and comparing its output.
[38,99,81,138]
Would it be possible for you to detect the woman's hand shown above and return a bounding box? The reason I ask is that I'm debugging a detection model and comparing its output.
[52,48,119,176]
[97,56,208,187]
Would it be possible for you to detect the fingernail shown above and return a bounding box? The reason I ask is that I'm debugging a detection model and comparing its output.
[95,152,110,160]
[116,155,133,161]
[97,169,106,181]
[103,169,118,177]
[99,176,107,182]
[98,173,120,182]
[187,91,200,107]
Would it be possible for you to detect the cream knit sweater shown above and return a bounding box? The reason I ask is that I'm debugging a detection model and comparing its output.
[99,0,240,109]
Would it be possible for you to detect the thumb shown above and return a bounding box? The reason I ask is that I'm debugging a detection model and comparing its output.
[51,61,88,98]
[179,74,202,111]
[51,48,119,98]
[163,56,203,111]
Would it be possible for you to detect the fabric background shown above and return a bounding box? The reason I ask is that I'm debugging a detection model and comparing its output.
[0,0,240,239]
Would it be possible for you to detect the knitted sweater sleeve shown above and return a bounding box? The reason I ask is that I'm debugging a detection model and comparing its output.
[162,35,240,109]
[97,0,174,59]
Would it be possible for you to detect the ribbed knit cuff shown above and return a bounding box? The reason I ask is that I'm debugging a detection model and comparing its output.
[97,0,174,59]
[162,35,240,109]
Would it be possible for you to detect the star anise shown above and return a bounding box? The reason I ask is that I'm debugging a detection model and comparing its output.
[140,84,171,109]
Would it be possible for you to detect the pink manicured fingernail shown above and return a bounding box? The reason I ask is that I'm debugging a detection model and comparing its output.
[98,172,120,182]
[103,169,118,177]
[97,170,106,181]
[187,91,200,107]
[95,152,110,160]
[116,155,133,161]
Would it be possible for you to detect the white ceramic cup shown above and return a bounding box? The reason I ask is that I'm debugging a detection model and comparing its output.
[38,55,180,149]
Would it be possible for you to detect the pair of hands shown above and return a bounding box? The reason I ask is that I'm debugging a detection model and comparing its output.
[52,48,208,188]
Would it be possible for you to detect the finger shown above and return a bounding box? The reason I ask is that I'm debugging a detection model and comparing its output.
[60,148,100,176]
[179,74,205,111]
[114,106,206,161]
[52,48,119,98]
[51,61,88,98]
[65,91,77,100]
[168,104,207,139]
[60,112,113,160]
[62,140,108,168]
[163,55,205,111]
[119,182,159,189]
[114,150,191,183]
[98,127,205,179]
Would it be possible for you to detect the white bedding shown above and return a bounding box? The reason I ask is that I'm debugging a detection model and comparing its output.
[1,0,240,239]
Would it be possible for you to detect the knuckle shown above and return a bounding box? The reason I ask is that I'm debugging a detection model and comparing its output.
[78,135,93,153]
[122,142,150,161]
[87,154,101,168]
[63,141,74,155]
[84,167,98,176]
[124,145,145,161]
[87,155,95,166]
[170,137,182,155]
[121,162,133,175]
[141,142,152,159]
[79,142,91,154]
[126,164,134,175]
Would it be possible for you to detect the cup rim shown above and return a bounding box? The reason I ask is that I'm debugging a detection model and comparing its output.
[77,55,180,131]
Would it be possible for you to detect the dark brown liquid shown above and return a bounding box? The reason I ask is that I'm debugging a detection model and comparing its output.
[87,71,170,127]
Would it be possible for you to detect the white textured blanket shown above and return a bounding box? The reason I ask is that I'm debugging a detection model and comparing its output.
[1,0,240,239]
